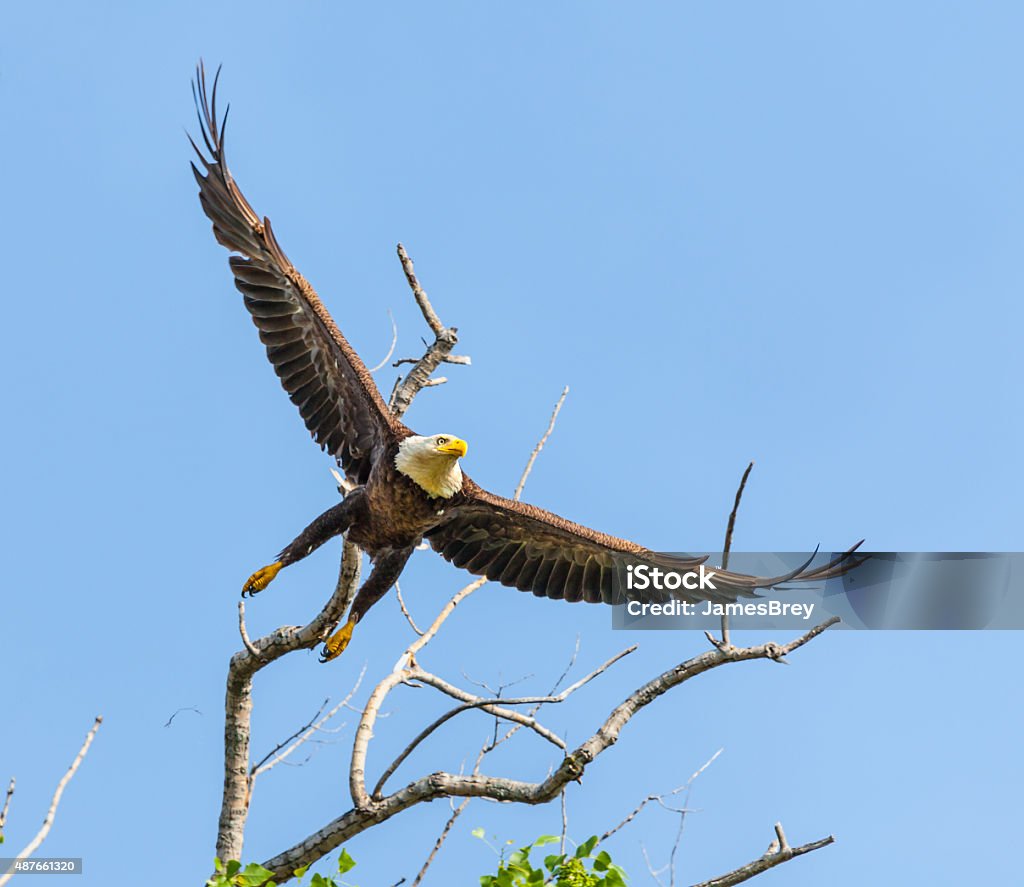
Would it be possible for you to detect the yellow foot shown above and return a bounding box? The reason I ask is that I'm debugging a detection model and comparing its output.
[242,562,282,597]
[320,617,357,663]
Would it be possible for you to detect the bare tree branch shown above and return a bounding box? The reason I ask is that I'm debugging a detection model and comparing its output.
[718,461,754,649]
[238,600,265,662]
[0,777,14,835]
[0,717,102,887]
[389,244,469,418]
[259,619,840,880]
[514,386,569,501]
[410,797,468,887]
[597,749,722,846]
[396,242,444,337]
[164,707,202,728]
[213,244,840,887]
[251,668,364,783]
[690,823,834,887]
[372,646,636,799]
[368,309,398,373]
[394,581,425,636]
[216,540,362,864]
[411,636,582,885]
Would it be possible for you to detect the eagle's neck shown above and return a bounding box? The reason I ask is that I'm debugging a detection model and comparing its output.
[395,445,464,499]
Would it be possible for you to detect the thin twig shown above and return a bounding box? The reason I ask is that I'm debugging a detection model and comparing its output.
[597,749,722,845]
[164,707,202,728]
[368,310,398,373]
[514,386,569,501]
[248,669,365,822]
[395,581,424,636]
[719,461,754,648]
[410,797,469,887]
[642,844,667,887]
[560,789,569,855]
[722,462,754,571]
[389,244,466,418]
[0,718,102,887]
[0,778,14,832]
[690,823,834,887]
[397,243,444,337]
[263,619,839,880]
[238,600,265,661]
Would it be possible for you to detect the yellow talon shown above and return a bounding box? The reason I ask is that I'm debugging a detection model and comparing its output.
[243,561,282,596]
[321,617,357,663]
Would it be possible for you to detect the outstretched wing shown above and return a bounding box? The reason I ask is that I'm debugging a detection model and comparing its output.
[189,64,408,484]
[426,479,863,605]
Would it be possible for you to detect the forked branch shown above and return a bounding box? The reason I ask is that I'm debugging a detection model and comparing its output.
[258,619,840,880]
[692,823,834,887]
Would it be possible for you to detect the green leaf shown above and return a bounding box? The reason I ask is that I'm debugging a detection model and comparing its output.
[574,836,599,859]
[472,827,487,840]
[226,861,242,878]
[293,864,309,879]
[213,858,225,874]
[236,862,276,887]
[593,850,611,872]
[544,854,565,872]
[603,866,627,887]
[534,835,560,847]
[337,848,356,874]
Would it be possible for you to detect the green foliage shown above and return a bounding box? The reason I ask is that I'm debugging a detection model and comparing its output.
[208,848,357,887]
[207,835,624,887]
[207,858,277,887]
[475,832,628,887]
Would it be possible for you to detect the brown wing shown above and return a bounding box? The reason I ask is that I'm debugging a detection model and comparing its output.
[189,64,408,484]
[426,479,863,605]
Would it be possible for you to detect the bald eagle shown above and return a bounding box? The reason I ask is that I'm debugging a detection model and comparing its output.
[189,67,861,662]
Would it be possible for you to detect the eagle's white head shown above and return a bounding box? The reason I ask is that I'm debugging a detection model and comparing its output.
[395,434,468,499]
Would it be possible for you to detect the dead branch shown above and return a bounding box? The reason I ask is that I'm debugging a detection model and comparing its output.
[216,540,362,863]
[598,749,722,846]
[368,310,398,373]
[388,244,470,418]
[410,637,582,886]
[372,647,635,799]
[691,823,834,887]
[514,386,569,501]
[215,243,839,887]
[252,668,364,781]
[238,600,265,662]
[0,777,14,834]
[410,798,467,887]
[394,581,424,636]
[258,619,839,880]
[0,717,102,887]
[717,461,753,649]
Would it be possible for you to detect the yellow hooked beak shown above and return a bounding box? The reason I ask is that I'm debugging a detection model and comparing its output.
[437,437,468,458]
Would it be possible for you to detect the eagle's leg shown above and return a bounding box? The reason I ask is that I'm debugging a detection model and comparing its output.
[242,487,367,597]
[321,546,413,662]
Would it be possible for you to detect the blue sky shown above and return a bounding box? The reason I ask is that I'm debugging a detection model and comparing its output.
[2,2,1022,884]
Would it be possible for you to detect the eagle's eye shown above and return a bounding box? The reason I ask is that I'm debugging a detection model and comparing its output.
[437,437,448,445]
